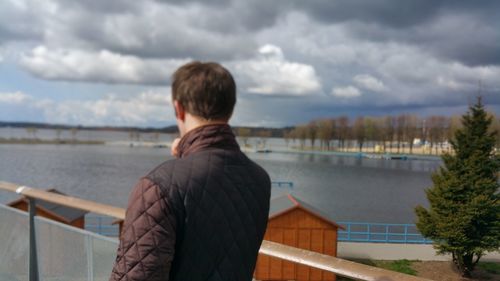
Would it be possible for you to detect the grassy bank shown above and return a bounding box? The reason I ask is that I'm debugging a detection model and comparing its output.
[337,259,500,281]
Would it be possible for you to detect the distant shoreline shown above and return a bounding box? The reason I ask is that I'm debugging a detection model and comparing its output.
[0,138,105,145]
[1,137,444,160]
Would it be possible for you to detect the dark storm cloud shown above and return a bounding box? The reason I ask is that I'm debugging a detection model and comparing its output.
[155,0,231,6]
[2,0,498,66]
[204,0,500,66]
[0,25,40,45]
[294,1,497,26]
[190,0,500,66]
[55,0,141,14]
[0,1,43,45]
[2,0,500,127]
[70,15,257,61]
[55,0,259,60]
[294,0,500,66]
[296,0,439,27]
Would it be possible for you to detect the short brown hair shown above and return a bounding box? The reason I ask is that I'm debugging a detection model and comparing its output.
[172,61,236,120]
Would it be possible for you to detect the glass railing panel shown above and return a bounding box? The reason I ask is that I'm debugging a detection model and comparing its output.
[34,215,119,281]
[0,205,29,281]
[35,216,89,281]
[91,235,118,280]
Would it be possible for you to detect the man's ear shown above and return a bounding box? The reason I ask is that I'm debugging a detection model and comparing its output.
[174,100,185,121]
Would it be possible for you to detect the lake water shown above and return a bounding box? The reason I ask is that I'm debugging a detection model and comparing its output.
[0,139,441,223]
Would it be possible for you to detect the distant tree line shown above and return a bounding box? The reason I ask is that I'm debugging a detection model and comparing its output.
[4,114,500,154]
[0,121,179,134]
[281,113,500,154]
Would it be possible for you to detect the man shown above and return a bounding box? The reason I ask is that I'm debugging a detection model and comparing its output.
[110,62,271,281]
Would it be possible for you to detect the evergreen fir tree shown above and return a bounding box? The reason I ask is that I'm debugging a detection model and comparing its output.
[415,97,500,277]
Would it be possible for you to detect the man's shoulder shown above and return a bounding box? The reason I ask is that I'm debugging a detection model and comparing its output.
[145,158,189,188]
[145,149,270,192]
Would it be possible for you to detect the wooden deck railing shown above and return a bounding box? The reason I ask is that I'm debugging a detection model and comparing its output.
[0,181,433,281]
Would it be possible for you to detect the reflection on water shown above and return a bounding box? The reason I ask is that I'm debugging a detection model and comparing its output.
[0,143,441,223]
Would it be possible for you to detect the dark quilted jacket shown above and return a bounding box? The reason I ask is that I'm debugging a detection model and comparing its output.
[110,124,271,281]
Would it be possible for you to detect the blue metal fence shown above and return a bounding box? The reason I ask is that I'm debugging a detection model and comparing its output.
[85,215,120,236]
[85,214,433,245]
[271,181,294,189]
[337,222,433,244]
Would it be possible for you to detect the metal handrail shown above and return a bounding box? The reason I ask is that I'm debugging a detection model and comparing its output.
[0,181,432,281]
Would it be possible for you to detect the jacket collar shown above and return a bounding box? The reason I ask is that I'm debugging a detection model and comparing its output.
[177,124,240,158]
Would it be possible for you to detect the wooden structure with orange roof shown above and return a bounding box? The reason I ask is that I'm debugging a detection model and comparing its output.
[254,193,344,281]
[8,188,88,228]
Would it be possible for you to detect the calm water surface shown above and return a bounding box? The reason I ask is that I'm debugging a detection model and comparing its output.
[0,143,441,223]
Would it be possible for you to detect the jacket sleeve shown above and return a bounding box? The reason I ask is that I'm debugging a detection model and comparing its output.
[110,177,177,281]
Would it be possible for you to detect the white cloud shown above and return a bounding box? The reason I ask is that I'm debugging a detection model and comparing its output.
[1,1,499,126]
[11,0,257,61]
[232,44,321,96]
[353,74,386,92]
[0,91,32,104]
[20,44,323,97]
[1,90,173,126]
[48,91,172,125]
[258,44,284,60]
[331,86,361,98]
[20,46,189,85]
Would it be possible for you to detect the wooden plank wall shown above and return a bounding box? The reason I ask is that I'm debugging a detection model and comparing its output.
[254,208,337,281]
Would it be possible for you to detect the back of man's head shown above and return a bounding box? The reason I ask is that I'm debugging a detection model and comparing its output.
[172,61,236,121]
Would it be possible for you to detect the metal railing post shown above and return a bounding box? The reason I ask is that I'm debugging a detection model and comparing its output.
[98,216,102,235]
[385,225,389,242]
[367,224,371,241]
[28,198,39,281]
[404,224,408,243]
[86,235,94,281]
[347,223,351,241]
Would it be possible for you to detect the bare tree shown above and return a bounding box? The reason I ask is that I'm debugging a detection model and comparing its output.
[283,130,291,148]
[54,128,62,141]
[384,116,396,153]
[395,115,406,153]
[288,128,297,146]
[317,119,336,150]
[337,116,349,151]
[237,127,251,147]
[419,118,429,153]
[25,127,38,140]
[307,121,318,149]
[293,125,308,149]
[257,130,272,148]
[70,128,79,142]
[353,117,365,152]
[363,117,377,152]
[427,116,449,154]
[375,117,387,152]
[405,115,418,154]
[153,132,160,142]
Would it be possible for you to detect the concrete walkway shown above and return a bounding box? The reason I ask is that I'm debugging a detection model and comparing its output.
[338,242,500,262]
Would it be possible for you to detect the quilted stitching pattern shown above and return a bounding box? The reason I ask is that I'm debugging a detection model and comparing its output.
[110,125,271,281]
[110,178,177,281]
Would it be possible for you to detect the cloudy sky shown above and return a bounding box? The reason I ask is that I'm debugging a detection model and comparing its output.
[0,0,499,127]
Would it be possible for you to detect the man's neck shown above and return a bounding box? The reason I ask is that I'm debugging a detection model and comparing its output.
[182,113,228,136]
